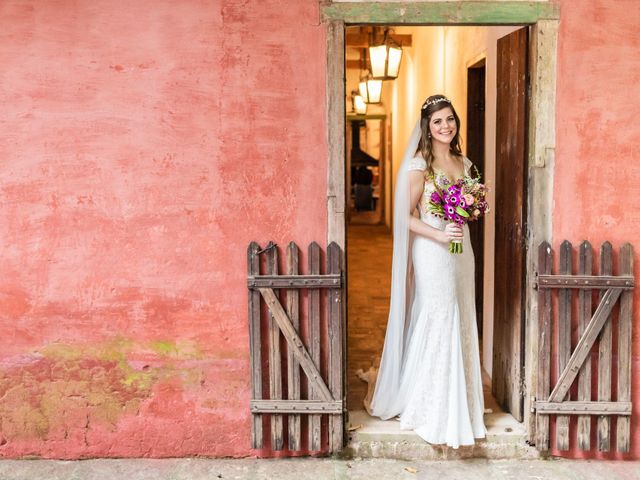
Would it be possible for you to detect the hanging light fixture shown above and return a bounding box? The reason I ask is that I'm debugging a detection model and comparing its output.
[358,48,382,104]
[369,28,403,80]
[359,71,383,104]
[352,91,367,115]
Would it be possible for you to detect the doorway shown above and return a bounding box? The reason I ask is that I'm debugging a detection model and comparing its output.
[324,2,559,446]
[345,24,528,430]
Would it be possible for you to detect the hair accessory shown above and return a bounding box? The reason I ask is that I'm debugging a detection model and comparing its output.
[421,96,451,110]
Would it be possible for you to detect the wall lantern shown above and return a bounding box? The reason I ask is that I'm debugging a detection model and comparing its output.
[368,28,403,80]
[352,92,367,114]
[358,72,383,104]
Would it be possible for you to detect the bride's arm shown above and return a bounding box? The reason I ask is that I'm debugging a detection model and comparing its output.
[407,170,463,244]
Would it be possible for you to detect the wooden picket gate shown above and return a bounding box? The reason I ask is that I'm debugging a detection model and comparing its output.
[535,241,634,453]
[247,241,345,454]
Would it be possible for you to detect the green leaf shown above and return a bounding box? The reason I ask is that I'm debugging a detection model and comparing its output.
[455,206,470,218]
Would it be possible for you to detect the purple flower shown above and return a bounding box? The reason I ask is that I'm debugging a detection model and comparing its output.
[447,185,460,195]
[459,198,467,208]
[448,194,460,206]
[446,205,456,216]
[436,175,449,189]
[430,191,442,204]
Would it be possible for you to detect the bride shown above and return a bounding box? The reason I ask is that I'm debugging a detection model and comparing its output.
[367,95,487,448]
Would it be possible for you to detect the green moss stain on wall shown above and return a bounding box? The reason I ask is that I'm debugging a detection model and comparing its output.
[0,339,205,442]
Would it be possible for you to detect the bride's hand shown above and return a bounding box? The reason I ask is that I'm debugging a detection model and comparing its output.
[441,223,463,243]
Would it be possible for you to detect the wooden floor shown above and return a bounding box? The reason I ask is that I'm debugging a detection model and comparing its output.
[346,223,504,416]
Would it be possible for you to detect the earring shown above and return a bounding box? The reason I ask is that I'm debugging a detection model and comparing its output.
[428,133,432,138]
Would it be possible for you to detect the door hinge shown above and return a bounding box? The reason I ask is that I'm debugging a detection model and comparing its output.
[530,396,536,413]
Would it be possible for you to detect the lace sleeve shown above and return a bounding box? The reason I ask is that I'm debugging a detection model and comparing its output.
[463,157,474,175]
[407,156,427,172]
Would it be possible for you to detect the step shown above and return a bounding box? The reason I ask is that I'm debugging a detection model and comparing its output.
[345,410,541,460]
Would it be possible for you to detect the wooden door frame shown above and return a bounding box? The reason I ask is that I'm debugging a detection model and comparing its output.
[322,1,559,444]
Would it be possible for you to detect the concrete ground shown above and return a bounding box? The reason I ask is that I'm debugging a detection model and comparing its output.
[0,458,639,480]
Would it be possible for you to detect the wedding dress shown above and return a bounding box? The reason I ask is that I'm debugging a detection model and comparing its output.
[368,121,486,448]
[397,156,485,446]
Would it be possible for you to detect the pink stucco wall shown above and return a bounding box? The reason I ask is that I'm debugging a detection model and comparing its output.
[0,0,326,458]
[553,0,640,459]
[2,0,640,461]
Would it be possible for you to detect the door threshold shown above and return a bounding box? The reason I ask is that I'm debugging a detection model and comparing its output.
[345,410,540,460]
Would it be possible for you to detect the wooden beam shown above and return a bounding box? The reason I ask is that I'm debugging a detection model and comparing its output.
[326,20,346,249]
[346,33,412,47]
[536,401,632,416]
[536,274,634,289]
[248,274,341,289]
[524,17,558,445]
[322,2,560,24]
[251,400,343,414]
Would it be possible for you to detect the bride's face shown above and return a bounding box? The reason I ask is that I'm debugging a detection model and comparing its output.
[429,107,457,145]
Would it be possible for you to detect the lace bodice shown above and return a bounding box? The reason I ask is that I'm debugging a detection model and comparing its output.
[407,156,473,227]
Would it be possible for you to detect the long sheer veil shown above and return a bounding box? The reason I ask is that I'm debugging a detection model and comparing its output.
[369,119,422,419]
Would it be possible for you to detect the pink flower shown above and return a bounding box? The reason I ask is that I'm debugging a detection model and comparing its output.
[463,194,475,206]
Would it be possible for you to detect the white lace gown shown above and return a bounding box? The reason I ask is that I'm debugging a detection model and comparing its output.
[394,155,486,448]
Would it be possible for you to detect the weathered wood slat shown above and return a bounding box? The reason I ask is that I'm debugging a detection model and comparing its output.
[286,242,301,451]
[598,242,613,452]
[617,243,633,453]
[266,247,284,450]
[536,401,632,416]
[577,241,592,451]
[536,274,634,289]
[327,242,344,453]
[251,400,342,414]
[308,242,322,451]
[556,240,572,451]
[248,274,342,289]
[548,287,622,403]
[247,242,263,449]
[536,242,552,451]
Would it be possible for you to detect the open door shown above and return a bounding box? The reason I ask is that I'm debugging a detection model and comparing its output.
[492,27,528,422]
[467,60,486,337]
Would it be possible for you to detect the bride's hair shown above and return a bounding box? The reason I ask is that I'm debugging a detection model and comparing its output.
[416,94,463,176]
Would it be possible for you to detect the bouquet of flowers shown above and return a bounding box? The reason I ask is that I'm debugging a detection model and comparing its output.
[426,169,490,254]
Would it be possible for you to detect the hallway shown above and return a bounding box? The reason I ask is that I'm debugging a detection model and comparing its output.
[347,224,393,409]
